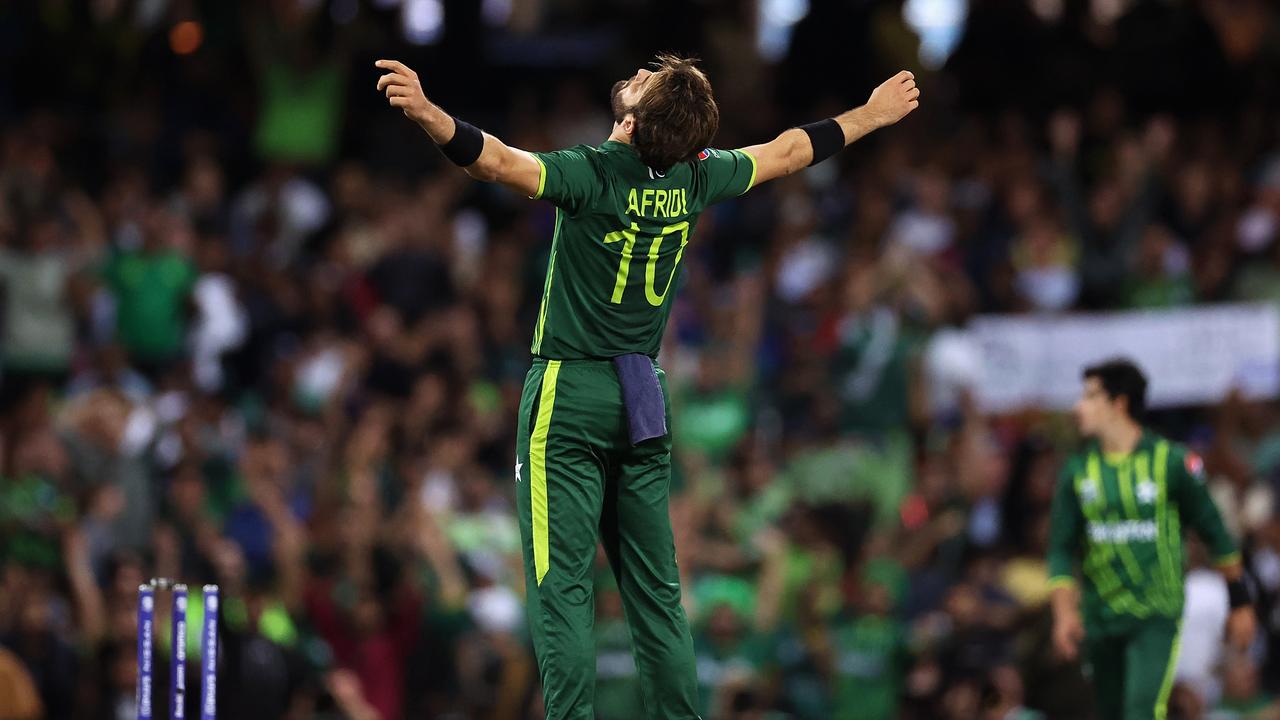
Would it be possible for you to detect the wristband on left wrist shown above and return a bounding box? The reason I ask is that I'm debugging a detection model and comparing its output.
[439,117,484,167]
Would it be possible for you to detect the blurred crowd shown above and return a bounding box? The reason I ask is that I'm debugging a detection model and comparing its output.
[3,0,1280,719]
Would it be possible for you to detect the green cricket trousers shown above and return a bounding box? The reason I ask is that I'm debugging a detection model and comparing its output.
[1084,618,1182,720]
[515,358,701,719]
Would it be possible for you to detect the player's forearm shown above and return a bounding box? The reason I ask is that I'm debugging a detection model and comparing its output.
[410,100,456,144]
[748,106,891,184]
[463,134,518,183]
[410,102,537,192]
[747,128,813,177]
[788,105,887,162]
[782,105,882,168]
[1050,585,1079,619]
[407,95,508,180]
[412,102,516,181]
[833,105,884,147]
[406,95,498,179]
[1219,560,1256,614]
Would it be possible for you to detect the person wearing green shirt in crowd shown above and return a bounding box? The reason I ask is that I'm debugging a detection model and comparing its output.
[594,575,644,720]
[674,348,752,466]
[377,47,919,719]
[1124,225,1194,309]
[691,575,773,718]
[771,585,835,720]
[100,212,197,376]
[1047,358,1256,720]
[831,574,908,720]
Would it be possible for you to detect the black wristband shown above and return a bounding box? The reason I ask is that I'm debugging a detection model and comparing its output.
[439,117,484,167]
[799,118,844,167]
[1228,577,1252,609]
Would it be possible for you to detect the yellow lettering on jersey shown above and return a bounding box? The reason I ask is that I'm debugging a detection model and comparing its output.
[626,188,688,219]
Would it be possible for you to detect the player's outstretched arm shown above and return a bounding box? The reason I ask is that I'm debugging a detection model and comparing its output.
[377,59,541,196]
[739,71,919,187]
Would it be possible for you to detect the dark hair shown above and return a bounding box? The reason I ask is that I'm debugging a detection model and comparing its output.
[1083,358,1148,420]
[631,54,719,172]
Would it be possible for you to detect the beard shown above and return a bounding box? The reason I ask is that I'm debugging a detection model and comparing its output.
[611,80,631,123]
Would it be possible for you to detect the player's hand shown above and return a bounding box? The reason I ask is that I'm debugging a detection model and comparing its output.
[1226,606,1256,651]
[865,70,920,128]
[376,59,431,126]
[1052,606,1085,661]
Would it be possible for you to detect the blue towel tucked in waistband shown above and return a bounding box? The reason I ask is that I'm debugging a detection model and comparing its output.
[612,353,667,445]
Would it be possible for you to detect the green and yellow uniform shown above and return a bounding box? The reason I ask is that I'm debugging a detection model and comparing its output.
[1047,432,1238,720]
[515,140,756,719]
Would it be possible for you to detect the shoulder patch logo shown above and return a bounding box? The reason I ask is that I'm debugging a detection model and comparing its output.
[1185,452,1205,481]
[697,148,718,161]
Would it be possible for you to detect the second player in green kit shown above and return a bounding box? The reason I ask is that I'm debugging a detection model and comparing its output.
[1048,359,1256,720]
[378,53,920,718]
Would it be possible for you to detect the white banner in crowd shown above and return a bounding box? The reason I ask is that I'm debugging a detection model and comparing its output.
[969,304,1280,413]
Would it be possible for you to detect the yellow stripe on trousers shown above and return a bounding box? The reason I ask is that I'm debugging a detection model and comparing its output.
[1154,622,1183,720]
[530,360,561,585]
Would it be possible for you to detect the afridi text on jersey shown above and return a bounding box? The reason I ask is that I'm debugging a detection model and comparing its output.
[529,141,756,359]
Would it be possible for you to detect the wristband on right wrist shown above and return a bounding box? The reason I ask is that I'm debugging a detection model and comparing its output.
[1227,577,1252,609]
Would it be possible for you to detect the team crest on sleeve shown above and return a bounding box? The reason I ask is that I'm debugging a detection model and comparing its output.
[1185,452,1205,481]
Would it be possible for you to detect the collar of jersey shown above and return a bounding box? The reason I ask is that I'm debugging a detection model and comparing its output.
[600,139,635,153]
[1095,430,1156,464]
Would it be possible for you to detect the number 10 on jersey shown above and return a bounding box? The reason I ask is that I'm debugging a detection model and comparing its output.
[603,221,690,306]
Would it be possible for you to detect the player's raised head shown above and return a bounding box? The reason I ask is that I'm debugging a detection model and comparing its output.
[611,54,719,173]
[1078,358,1148,433]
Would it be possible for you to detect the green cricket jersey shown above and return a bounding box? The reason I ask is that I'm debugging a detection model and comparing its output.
[1047,432,1238,628]
[528,141,757,359]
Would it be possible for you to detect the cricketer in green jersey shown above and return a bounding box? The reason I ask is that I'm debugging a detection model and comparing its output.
[1047,359,1256,720]
[373,54,916,712]
[377,55,918,718]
